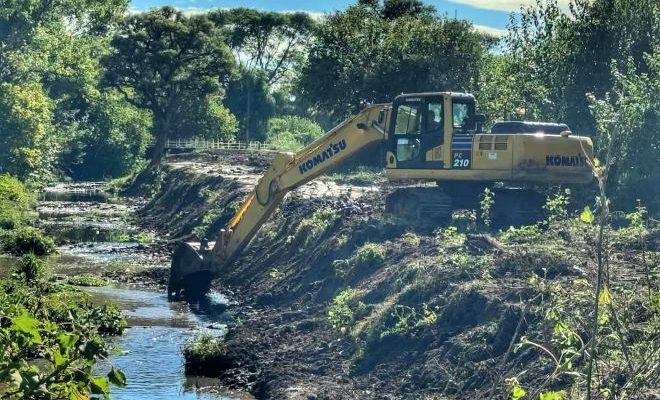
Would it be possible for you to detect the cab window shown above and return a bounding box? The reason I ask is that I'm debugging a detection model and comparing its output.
[452,101,474,133]
[426,101,443,135]
[394,103,421,135]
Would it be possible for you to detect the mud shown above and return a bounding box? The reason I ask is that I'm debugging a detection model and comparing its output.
[139,150,659,399]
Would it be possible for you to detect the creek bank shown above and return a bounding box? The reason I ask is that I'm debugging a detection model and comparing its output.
[141,151,660,399]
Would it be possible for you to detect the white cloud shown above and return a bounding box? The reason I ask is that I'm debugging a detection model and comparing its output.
[473,24,507,37]
[447,0,571,12]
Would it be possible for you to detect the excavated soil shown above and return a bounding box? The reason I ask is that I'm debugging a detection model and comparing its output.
[138,150,660,400]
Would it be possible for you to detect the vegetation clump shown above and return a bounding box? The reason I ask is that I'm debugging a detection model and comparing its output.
[1,226,56,256]
[67,275,109,287]
[183,334,234,376]
[327,288,368,334]
[292,208,338,246]
[0,253,126,398]
[0,175,32,229]
[334,242,386,278]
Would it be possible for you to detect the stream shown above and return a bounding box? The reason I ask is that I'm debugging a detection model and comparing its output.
[36,183,250,400]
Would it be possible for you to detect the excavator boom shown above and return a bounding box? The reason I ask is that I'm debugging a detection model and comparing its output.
[168,104,389,300]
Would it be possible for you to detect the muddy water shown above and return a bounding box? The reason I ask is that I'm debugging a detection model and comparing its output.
[38,183,249,400]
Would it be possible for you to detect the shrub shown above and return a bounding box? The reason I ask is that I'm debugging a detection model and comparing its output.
[292,208,338,246]
[15,253,47,284]
[327,288,367,334]
[334,242,386,278]
[1,226,56,256]
[0,174,32,229]
[266,116,324,151]
[353,242,386,268]
[67,275,109,287]
[183,333,234,376]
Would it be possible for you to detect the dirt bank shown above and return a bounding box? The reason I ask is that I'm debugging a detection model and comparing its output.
[140,150,660,399]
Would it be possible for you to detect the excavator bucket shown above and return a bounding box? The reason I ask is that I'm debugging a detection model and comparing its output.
[168,242,213,301]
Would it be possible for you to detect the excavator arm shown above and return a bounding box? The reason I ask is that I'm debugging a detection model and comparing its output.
[168,103,389,300]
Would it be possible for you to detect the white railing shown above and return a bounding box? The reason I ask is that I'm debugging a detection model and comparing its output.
[166,138,279,151]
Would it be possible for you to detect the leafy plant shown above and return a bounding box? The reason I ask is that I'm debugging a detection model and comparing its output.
[67,275,109,287]
[327,288,367,334]
[401,231,421,247]
[1,227,56,256]
[292,208,338,246]
[480,188,495,228]
[15,253,46,284]
[544,188,571,223]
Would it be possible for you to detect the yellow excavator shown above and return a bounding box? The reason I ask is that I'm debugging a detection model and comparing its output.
[168,91,593,300]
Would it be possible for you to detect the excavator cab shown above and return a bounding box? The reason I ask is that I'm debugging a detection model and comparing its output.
[385,92,481,172]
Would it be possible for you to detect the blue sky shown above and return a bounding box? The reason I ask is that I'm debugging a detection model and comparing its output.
[129,0,558,36]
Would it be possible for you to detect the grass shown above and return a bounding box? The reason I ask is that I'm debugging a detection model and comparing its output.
[291,207,338,247]
[327,288,368,334]
[183,333,234,376]
[334,242,386,278]
[67,275,109,287]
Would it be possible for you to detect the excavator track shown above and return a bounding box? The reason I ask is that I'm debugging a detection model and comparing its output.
[385,186,453,223]
[385,185,545,228]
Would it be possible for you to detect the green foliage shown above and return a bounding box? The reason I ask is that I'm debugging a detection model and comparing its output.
[380,303,437,338]
[352,242,386,268]
[292,208,338,246]
[209,8,316,86]
[479,188,495,228]
[327,288,367,334]
[60,89,153,180]
[544,188,571,223]
[498,224,543,244]
[1,227,56,256]
[183,333,225,363]
[335,242,386,277]
[579,206,594,224]
[299,3,488,123]
[266,116,324,151]
[0,82,54,180]
[103,7,236,165]
[15,254,46,284]
[67,275,109,287]
[505,377,526,400]
[0,257,127,398]
[436,226,466,247]
[0,175,32,229]
[401,231,421,247]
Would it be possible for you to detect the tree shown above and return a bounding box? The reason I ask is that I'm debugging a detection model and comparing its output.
[0,82,54,180]
[588,50,660,213]
[504,0,659,133]
[209,9,316,140]
[298,3,488,124]
[209,9,316,86]
[103,7,236,166]
[0,0,127,83]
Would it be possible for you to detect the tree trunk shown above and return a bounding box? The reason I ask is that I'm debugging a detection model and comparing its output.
[150,115,171,167]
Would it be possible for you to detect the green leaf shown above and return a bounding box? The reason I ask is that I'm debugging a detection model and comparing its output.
[512,385,527,399]
[107,367,126,387]
[11,312,42,343]
[58,332,79,353]
[89,376,109,394]
[579,206,594,224]
[599,286,613,306]
[52,349,66,368]
[540,390,566,400]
